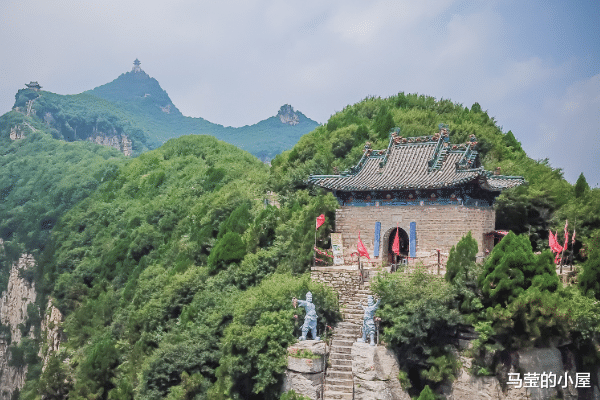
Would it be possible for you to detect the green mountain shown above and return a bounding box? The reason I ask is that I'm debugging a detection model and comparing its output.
[0,109,126,290]
[3,90,599,400]
[11,63,319,162]
[85,63,319,161]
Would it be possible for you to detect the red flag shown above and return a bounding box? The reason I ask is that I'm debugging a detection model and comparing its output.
[572,229,576,245]
[563,220,569,248]
[316,214,325,230]
[392,227,400,256]
[357,232,370,260]
[549,231,563,254]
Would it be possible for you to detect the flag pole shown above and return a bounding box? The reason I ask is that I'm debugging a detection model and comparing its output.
[559,234,564,276]
[314,225,317,268]
[572,217,576,271]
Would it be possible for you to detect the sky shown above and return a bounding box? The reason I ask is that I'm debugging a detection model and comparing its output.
[1,0,598,185]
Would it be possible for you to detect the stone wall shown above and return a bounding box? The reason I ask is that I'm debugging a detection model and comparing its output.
[335,204,495,263]
[310,267,367,300]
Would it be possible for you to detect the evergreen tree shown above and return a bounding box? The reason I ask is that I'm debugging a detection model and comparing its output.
[503,130,522,152]
[445,231,478,283]
[207,232,246,272]
[578,235,600,299]
[417,385,436,400]
[479,232,534,306]
[480,232,561,307]
[574,172,590,198]
[373,105,395,139]
[445,232,483,316]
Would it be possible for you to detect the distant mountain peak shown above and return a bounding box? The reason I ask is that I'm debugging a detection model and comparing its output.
[277,104,300,126]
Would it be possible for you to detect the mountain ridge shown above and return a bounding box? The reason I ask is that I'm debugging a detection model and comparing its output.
[82,62,319,160]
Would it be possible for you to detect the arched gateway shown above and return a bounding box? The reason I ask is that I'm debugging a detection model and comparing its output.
[308,127,525,268]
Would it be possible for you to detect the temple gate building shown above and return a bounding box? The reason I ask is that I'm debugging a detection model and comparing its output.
[309,128,525,268]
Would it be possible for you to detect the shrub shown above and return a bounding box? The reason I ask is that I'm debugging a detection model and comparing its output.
[215,273,339,399]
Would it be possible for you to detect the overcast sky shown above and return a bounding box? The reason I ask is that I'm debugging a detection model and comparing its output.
[2,0,598,185]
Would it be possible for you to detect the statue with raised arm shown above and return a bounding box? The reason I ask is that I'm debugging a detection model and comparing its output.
[357,295,381,346]
[292,292,320,341]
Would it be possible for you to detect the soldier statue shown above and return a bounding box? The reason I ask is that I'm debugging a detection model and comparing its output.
[292,292,320,341]
[357,295,381,346]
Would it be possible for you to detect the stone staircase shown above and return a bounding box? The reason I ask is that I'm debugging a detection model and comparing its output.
[324,321,358,400]
[323,282,373,400]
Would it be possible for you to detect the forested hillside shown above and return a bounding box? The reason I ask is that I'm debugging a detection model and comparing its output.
[270,93,593,253]
[2,92,599,399]
[86,67,320,160]
[10,65,319,162]
[0,110,126,292]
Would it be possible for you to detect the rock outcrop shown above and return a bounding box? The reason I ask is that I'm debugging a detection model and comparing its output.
[278,104,300,126]
[282,340,328,399]
[0,254,37,400]
[351,342,409,400]
[88,132,132,156]
[9,124,27,140]
[39,298,63,370]
[447,349,597,400]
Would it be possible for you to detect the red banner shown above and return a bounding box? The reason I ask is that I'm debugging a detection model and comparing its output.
[563,220,569,248]
[392,227,400,256]
[357,232,370,260]
[549,231,563,254]
[316,214,325,230]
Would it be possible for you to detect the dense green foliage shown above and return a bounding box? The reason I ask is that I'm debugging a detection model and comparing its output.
[87,72,319,161]
[372,268,461,395]
[11,134,341,400]
[213,274,339,399]
[417,385,436,400]
[3,89,599,399]
[578,233,600,299]
[575,173,590,198]
[0,110,125,292]
[445,231,478,284]
[13,89,151,154]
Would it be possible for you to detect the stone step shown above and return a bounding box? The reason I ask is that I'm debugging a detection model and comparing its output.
[325,382,354,393]
[330,345,352,354]
[326,370,353,380]
[336,321,360,327]
[329,352,353,360]
[334,324,360,332]
[330,359,352,368]
[323,391,353,400]
[331,339,354,347]
[333,329,357,336]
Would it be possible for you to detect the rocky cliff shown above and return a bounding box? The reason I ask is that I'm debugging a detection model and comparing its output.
[278,104,301,125]
[0,254,37,399]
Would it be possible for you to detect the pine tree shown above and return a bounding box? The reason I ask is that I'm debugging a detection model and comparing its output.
[417,385,436,400]
[373,105,395,139]
[445,231,478,283]
[479,232,560,307]
[579,237,600,299]
[574,173,590,198]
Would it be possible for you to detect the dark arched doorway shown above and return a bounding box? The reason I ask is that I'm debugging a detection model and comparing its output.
[387,227,409,265]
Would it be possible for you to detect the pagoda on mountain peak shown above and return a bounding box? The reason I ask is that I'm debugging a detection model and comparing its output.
[25,81,42,91]
[132,58,142,73]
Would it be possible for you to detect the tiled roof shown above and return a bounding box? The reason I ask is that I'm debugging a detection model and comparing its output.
[309,135,525,192]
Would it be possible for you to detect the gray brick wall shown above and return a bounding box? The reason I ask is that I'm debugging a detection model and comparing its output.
[335,204,495,263]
